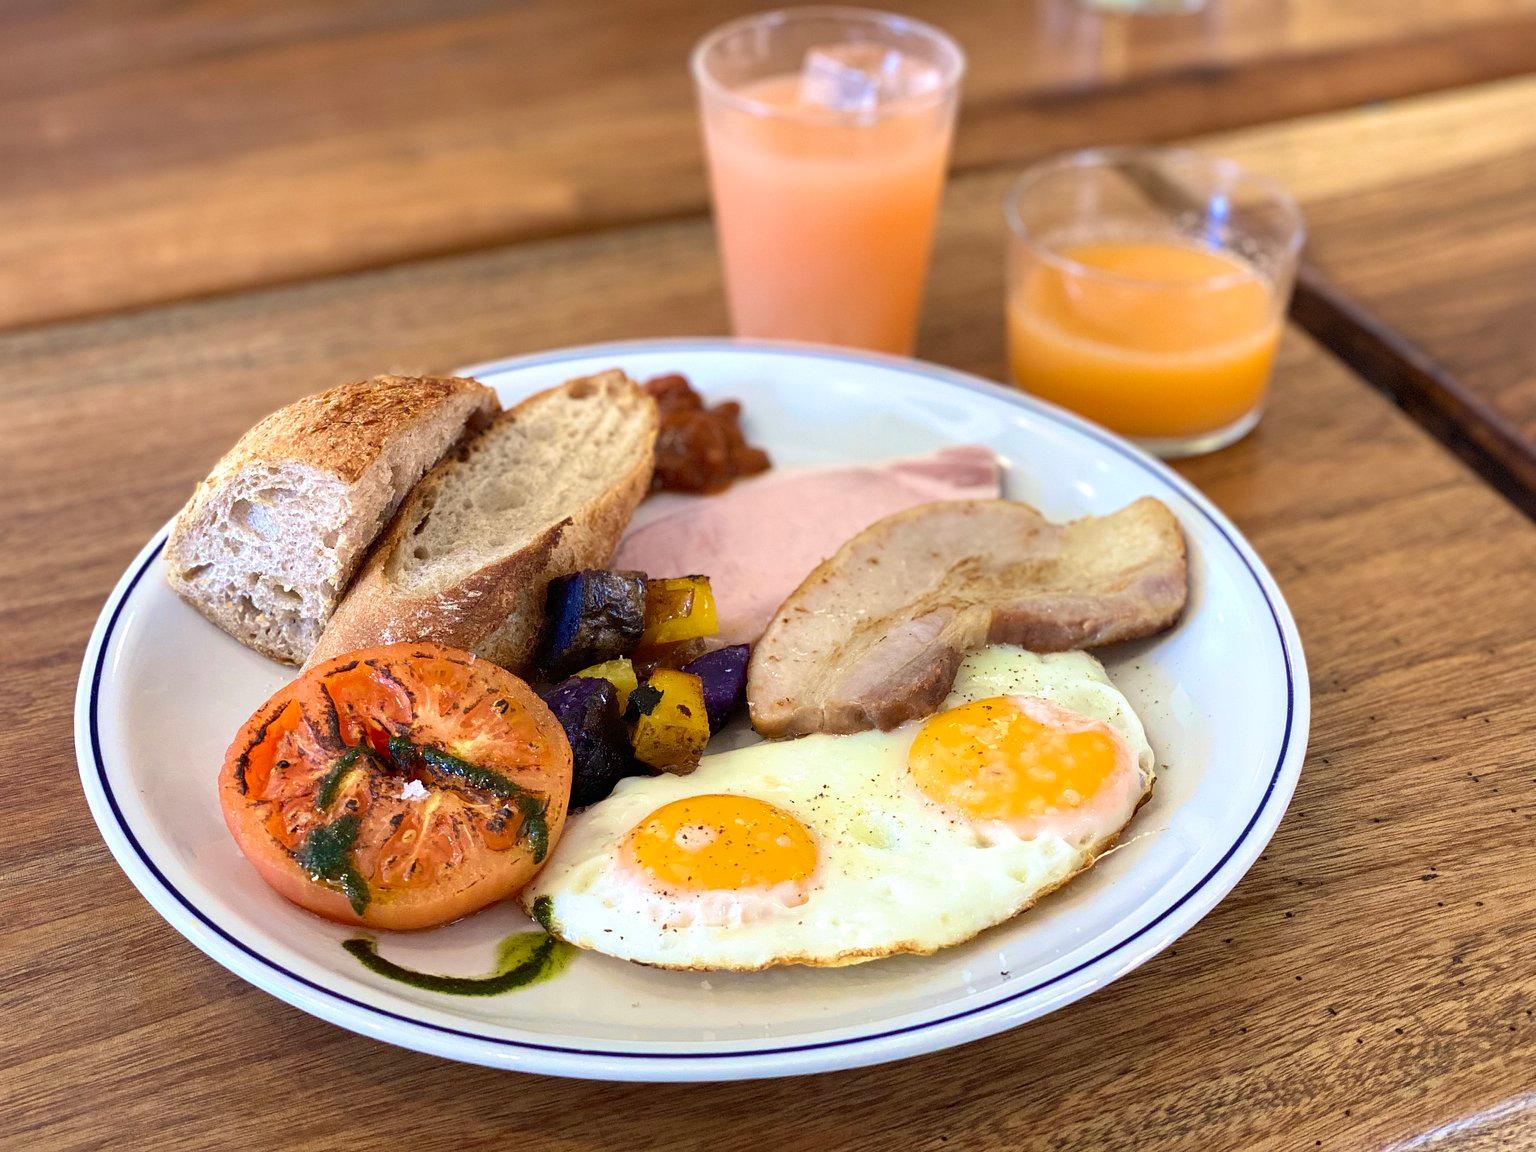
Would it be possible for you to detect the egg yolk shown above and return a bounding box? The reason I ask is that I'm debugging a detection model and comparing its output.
[908,697,1121,823]
[621,794,818,892]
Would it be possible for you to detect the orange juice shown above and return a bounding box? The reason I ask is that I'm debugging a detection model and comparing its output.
[701,74,956,355]
[1007,238,1281,440]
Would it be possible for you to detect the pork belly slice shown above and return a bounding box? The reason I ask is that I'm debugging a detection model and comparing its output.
[747,498,1188,738]
[613,445,1003,645]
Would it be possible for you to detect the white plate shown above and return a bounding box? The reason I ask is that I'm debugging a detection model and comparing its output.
[76,339,1307,1081]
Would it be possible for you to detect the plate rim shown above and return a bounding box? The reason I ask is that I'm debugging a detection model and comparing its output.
[75,337,1309,1081]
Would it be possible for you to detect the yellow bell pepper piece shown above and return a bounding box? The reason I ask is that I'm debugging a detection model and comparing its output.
[575,658,638,712]
[642,576,719,646]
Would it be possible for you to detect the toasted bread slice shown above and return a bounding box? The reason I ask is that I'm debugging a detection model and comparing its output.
[166,375,498,665]
[748,498,1187,738]
[307,370,658,671]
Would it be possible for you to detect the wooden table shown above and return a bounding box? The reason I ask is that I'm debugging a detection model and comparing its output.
[5,5,1536,1150]
[6,0,1536,330]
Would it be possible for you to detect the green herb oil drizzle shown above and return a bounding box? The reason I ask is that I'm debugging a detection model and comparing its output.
[342,932,573,996]
[297,815,370,914]
[314,747,365,810]
[530,895,556,934]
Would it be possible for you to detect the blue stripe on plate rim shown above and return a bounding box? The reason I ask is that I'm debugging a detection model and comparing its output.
[78,338,1303,1073]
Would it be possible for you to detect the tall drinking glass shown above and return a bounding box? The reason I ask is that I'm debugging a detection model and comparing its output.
[1005,148,1303,458]
[693,8,965,355]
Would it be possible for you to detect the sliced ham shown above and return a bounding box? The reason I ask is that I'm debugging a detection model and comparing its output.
[613,446,1002,644]
[747,498,1188,738]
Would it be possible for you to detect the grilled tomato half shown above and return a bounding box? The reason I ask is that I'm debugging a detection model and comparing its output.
[219,643,572,930]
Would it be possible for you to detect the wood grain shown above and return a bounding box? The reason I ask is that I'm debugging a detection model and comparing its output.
[1189,76,1536,512]
[7,0,1536,330]
[4,167,1536,1150]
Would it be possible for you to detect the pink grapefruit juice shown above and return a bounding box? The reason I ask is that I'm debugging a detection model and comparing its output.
[701,74,956,355]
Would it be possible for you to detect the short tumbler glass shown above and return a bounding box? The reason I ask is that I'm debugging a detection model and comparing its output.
[1005,148,1304,458]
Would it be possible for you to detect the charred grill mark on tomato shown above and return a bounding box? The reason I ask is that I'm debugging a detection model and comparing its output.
[363,658,417,708]
[452,685,495,720]
[234,697,300,795]
[314,680,346,752]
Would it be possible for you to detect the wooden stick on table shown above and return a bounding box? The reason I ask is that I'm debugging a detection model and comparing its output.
[1193,75,1536,515]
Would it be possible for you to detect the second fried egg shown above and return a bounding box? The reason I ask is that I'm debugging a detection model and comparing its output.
[522,646,1154,970]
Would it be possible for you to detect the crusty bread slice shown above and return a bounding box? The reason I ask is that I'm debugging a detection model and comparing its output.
[307,370,658,671]
[166,375,498,665]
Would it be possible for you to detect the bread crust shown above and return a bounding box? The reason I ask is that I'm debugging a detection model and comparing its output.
[307,372,657,671]
[307,519,572,662]
[185,375,497,487]
[166,375,498,664]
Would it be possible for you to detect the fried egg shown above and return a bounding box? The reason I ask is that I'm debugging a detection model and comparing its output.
[522,646,1154,970]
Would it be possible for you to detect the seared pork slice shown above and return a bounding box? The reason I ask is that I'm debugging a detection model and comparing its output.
[614,446,1003,644]
[747,499,1187,738]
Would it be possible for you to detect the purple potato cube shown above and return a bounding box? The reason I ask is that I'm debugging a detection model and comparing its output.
[540,569,647,678]
[680,644,750,731]
[541,676,643,807]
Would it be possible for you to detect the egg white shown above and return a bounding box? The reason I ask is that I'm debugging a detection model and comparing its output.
[522,646,1155,970]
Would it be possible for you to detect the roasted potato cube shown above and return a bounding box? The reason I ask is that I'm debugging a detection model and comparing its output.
[626,669,709,773]
[541,676,642,808]
[680,644,750,730]
[631,637,714,678]
[574,657,639,713]
[641,576,719,647]
[540,569,647,677]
